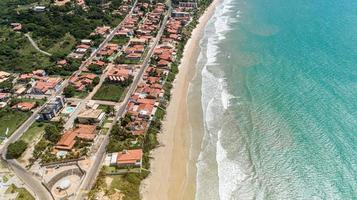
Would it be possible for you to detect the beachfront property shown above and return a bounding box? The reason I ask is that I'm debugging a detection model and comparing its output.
[38,96,66,121]
[77,108,105,125]
[108,149,143,168]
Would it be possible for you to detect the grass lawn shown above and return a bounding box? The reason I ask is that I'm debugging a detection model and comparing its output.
[19,122,47,143]
[0,109,31,141]
[47,33,77,55]
[93,83,125,102]
[6,184,35,200]
[111,35,129,46]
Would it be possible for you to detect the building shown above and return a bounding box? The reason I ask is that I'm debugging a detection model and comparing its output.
[109,149,143,168]
[33,6,46,12]
[0,71,10,83]
[0,93,10,102]
[38,96,66,121]
[55,124,97,151]
[12,102,36,111]
[55,131,77,151]
[32,77,62,94]
[179,1,197,8]
[77,108,105,124]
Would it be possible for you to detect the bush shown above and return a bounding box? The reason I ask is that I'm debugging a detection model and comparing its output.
[6,140,28,159]
[44,124,61,143]
[63,85,76,98]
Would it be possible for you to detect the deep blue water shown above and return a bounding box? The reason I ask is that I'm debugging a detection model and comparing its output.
[195,0,357,199]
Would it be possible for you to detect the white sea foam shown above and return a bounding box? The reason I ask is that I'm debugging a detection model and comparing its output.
[216,130,248,200]
[195,0,244,199]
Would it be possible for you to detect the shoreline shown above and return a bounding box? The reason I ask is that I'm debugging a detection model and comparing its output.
[140,0,220,199]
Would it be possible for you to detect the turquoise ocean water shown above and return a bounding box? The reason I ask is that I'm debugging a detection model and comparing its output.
[193,0,357,199]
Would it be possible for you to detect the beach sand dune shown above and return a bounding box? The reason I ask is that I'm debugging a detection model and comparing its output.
[140,1,221,199]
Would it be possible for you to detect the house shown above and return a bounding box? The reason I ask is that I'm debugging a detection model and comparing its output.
[0,93,10,102]
[179,1,197,9]
[57,59,67,66]
[109,149,143,168]
[69,73,97,91]
[75,124,97,141]
[32,77,62,94]
[38,96,66,121]
[12,102,36,111]
[77,108,105,124]
[107,65,132,82]
[81,39,92,45]
[126,53,142,60]
[0,71,11,83]
[55,124,97,151]
[129,38,147,45]
[10,23,22,31]
[92,26,111,36]
[55,131,77,151]
[75,44,91,54]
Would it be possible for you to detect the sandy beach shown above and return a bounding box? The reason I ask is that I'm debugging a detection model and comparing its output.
[140,1,220,199]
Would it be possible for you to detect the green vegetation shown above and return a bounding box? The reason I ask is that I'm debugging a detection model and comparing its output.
[0,28,53,72]
[111,35,129,46]
[44,123,61,143]
[0,108,30,140]
[6,184,35,200]
[19,122,46,143]
[0,0,130,73]
[63,84,76,97]
[109,172,149,200]
[107,124,143,153]
[88,167,149,200]
[88,64,103,75]
[6,140,28,159]
[93,82,126,102]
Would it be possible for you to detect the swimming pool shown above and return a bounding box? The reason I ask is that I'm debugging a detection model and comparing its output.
[62,106,75,114]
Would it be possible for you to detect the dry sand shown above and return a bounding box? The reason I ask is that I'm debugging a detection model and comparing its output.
[140,1,221,199]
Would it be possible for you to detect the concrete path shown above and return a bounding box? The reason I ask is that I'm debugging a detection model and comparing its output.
[24,33,52,56]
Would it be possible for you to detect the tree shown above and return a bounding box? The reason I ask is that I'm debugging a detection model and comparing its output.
[63,85,75,97]
[92,76,100,85]
[88,64,102,74]
[6,140,28,159]
[44,124,61,143]
[111,124,131,141]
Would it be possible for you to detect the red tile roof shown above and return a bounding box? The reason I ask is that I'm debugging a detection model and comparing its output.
[116,149,143,165]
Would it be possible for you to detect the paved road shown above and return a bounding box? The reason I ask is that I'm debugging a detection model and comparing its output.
[6,159,53,200]
[25,33,52,56]
[74,5,172,200]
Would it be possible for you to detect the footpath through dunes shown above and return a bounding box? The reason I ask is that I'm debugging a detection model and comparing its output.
[140,0,222,199]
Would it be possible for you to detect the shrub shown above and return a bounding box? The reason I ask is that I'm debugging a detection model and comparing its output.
[6,140,28,159]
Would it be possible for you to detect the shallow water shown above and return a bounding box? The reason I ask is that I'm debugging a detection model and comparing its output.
[193,0,357,199]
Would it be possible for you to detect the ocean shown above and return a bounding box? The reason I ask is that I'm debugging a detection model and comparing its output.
[190,0,357,199]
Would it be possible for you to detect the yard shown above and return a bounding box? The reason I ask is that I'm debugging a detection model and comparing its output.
[19,122,47,143]
[0,109,30,141]
[111,35,129,46]
[93,82,125,102]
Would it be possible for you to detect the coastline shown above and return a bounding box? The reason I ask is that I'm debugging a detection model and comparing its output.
[140,0,220,199]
